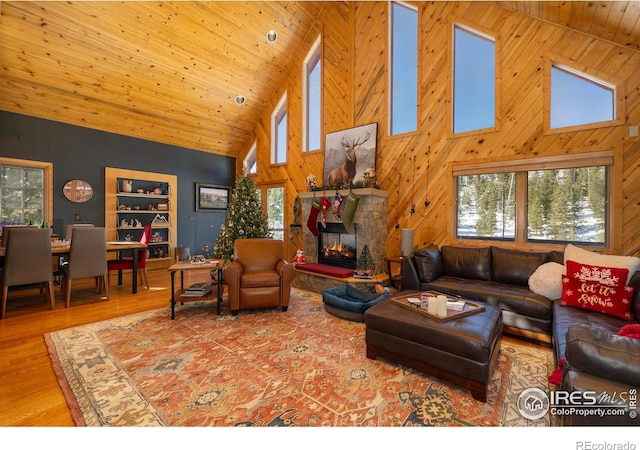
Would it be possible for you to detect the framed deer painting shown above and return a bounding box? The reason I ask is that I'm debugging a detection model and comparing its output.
[323,123,378,189]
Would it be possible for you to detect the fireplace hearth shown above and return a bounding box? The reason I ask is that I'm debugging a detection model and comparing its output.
[318,223,357,269]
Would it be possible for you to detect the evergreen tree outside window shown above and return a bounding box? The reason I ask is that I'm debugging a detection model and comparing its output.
[455,160,609,246]
[453,25,495,134]
[271,94,287,164]
[527,167,606,244]
[266,187,284,241]
[457,173,516,240]
[303,36,322,152]
[550,65,615,129]
[0,159,51,226]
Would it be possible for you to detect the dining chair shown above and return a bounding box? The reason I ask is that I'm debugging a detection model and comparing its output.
[64,223,94,241]
[1,227,56,319]
[107,224,151,290]
[61,226,109,308]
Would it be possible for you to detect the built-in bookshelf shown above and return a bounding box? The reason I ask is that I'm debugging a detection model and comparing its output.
[105,167,177,270]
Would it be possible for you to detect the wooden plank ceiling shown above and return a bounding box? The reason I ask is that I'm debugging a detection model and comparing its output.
[1,1,639,158]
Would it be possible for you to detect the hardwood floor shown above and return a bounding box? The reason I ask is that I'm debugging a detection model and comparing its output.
[1,268,547,427]
[0,268,213,426]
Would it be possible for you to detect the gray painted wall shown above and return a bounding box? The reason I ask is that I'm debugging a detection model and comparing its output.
[0,111,236,255]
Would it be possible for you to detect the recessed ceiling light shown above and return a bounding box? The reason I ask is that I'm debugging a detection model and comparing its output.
[266,30,278,43]
[234,95,246,105]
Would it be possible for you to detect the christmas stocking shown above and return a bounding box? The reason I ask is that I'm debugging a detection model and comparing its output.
[320,196,332,229]
[342,191,360,234]
[307,198,322,236]
[332,192,344,221]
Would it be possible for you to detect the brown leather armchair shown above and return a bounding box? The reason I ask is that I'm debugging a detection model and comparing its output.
[223,238,296,315]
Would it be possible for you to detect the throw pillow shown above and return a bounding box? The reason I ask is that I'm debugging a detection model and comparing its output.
[548,358,564,386]
[617,324,640,339]
[528,262,565,299]
[560,261,634,320]
[413,244,443,282]
[564,244,640,285]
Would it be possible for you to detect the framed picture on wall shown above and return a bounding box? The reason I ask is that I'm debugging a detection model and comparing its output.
[196,183,230,211]
[323,122,378,189]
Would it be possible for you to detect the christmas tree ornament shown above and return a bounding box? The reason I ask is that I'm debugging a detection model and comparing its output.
[332,192,344,221]
[342,191,360,234]
[320,196,332,228]
[307,198,322,236]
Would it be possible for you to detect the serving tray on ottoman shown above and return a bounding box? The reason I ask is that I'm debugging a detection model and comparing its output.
[390,291,485,322]
[364,290,502,402]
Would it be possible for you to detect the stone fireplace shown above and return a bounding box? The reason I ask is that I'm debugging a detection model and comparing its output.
[298,188,388,274]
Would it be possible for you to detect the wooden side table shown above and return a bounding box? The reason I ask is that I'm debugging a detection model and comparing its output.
[385,256,403,290]
[168,259,223,319]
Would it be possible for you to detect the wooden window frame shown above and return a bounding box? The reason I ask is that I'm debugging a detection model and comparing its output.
[270,93,288,166]
[448,20,501,138]
[303,34,323,153]
[450,150,621,252]
[0,157,53,226]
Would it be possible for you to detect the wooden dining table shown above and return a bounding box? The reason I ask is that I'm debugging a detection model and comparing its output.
[0,241,148,294]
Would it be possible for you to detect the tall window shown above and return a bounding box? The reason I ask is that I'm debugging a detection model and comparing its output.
[271,93,287,164]
[256,185,285,241]
[303,36,322,152]
[0,158,52,226]
[266,187,284,241]
[455,153,612,246]
[243,142,257,175]
[453,25,495,134]
[550,64,615,129]
[390,1,418,135]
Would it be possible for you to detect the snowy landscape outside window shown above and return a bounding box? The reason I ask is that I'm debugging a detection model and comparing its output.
[456,165,607,245]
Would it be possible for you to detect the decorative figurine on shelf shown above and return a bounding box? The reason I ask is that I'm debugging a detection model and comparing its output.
[134,219,143,228]
[363,167,376,188]
[293,248,306,265]
[152,213,169,225]
[150,232,163,243]
[306,173,317,191]
[123,233,134,242]
[154,247,165,258]
[120,219,129,228]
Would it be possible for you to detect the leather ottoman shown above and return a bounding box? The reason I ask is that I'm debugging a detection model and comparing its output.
[364,293,503,402]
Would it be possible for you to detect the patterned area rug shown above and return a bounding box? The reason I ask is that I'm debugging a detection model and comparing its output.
[45,289,554,427]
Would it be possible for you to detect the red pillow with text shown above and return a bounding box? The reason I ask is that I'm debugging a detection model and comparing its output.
[560,260,635,321]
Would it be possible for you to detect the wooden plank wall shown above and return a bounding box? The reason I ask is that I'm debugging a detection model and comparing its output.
[246,1,640,260]
[249,2,353,259]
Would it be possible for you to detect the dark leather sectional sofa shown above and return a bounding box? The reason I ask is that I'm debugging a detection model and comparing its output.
[402,244,640,426]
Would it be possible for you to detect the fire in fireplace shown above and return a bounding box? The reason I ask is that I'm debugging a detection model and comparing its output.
[318,222,357,269]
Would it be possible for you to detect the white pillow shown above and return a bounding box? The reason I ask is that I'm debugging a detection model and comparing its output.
[528,262,565,300]
[564,244,640,285]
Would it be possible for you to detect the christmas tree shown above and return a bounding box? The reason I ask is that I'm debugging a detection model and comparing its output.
[213,175,271,261]
[354,244,375,278]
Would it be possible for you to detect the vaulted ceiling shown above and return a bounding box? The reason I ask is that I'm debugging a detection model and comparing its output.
[1,1,639,159]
